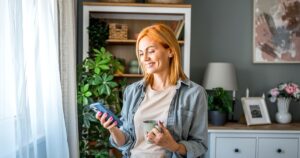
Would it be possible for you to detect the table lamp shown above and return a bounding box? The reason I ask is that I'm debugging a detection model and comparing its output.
[202,62,238,121]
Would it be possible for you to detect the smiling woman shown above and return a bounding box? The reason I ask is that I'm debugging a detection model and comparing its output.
[0,0,69,157]
[95,24,208,158]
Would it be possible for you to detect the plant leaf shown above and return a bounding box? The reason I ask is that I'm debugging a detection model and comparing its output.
[106,75,114,81]
[83,97,88,105]
[98,58,110,65]
[83,115,90,128]
[94,67,100,74]
[99,65,109,70]
[85,91,92,97]
[105,84,111,95]
[83,84,89,92]
[86,112,97,122]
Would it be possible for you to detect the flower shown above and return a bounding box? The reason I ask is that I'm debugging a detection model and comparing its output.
[268,82,300,103]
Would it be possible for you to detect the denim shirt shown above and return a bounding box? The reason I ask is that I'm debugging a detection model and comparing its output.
[109,79,208,158]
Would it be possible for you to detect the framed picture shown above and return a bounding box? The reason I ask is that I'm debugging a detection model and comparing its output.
[241,97,271,126]
[253,0,300,63]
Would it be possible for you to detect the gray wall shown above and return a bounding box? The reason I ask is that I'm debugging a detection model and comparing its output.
[77,0,300,122]
[189,0,300,122]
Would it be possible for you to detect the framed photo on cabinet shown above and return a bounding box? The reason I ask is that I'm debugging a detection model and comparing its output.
[253,0,300,63]
[241,97,271,126]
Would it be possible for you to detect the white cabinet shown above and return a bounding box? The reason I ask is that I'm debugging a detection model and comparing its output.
[82,2,191,77]
[205,123,300,158]
[258,138,298,158]
[216,137,256,158]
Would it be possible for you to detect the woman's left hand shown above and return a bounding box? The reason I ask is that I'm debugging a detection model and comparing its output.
[147,121,180,152]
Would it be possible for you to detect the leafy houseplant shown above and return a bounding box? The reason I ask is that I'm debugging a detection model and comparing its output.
[77,47,126,157]
[87,18,109,56]
[207,87,232,125]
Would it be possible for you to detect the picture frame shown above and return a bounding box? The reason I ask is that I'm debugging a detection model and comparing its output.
[241,97,271,126]
[253,0,300,63]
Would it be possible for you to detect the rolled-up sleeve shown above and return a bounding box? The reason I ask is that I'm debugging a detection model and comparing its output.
[179,86,208,157]
[109,86,134,152]
[109,126,133,151]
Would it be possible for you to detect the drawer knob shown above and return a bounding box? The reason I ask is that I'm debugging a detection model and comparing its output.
[234,148,239,153]
[277,148,282,153]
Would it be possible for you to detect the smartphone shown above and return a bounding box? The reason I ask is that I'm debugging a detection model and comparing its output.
[89,102,123,127]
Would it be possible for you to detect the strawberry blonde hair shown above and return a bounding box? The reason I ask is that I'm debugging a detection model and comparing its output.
[136,24,187,85]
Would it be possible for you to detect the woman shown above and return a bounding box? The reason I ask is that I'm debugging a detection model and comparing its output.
[96,24,207,158]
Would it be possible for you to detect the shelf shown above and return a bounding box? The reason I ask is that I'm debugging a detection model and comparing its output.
[83,3,191,77]
[83,2,191,8]
[106,39,184,45]
[114,73,143,78]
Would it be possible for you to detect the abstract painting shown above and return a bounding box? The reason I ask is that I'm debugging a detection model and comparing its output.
[253,0,300,63]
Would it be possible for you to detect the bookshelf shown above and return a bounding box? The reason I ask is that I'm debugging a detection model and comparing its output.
[83,2,191,77]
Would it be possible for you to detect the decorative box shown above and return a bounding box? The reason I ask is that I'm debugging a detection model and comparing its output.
[109,23,128,40]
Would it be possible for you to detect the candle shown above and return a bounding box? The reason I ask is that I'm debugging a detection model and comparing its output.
[246,88,249,98]
[232,91,236,99]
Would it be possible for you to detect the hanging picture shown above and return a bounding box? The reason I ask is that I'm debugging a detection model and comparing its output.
[253,0,300,63]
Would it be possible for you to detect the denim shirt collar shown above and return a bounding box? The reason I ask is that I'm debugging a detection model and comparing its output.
[135,78,191,90]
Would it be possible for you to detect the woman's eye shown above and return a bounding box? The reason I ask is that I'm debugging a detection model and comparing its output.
[139,53,144,56]
[148,50,155,54]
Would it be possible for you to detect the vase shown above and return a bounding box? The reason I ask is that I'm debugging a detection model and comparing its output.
[275,98,292,124]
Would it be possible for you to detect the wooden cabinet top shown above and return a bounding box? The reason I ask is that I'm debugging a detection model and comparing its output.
[208,122,300,133]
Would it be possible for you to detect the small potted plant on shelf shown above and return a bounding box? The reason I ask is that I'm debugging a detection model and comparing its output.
[207,87,232,126]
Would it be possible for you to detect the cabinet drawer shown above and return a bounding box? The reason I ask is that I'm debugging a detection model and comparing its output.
[258,138,299,158]
[215,137,256,158]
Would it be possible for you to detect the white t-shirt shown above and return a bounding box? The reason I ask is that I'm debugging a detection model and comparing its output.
[130,85,176,158]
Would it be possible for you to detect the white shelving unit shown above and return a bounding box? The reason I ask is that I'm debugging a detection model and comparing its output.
[83,2,191,77]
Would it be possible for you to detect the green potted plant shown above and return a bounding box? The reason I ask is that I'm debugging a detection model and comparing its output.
[77,47,126,157]
[207,87,232,126]
[87,18,109,56]
[78,17,126,157]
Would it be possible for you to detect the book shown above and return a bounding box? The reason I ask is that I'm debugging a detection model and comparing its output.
[175,20,185,39]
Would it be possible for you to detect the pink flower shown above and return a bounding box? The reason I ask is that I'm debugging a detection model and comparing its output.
[291,83,299,88]
[270,88,279,96]
[296,87,300,93]
[285,85,297,94]
[268,82,300,103]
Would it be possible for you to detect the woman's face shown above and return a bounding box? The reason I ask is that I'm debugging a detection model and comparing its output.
[138,36,173,75]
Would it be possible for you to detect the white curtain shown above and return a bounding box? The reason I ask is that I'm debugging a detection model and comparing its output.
[0,0,69,157]
[58,0,79,157]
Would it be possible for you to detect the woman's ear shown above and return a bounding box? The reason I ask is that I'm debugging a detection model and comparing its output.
[168,49,173,58]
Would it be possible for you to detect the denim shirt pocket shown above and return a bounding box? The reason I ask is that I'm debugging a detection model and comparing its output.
[180,107,194,139]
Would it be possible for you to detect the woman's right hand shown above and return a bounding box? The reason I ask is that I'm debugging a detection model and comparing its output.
[95,112,118,130]
[96,111,126,147]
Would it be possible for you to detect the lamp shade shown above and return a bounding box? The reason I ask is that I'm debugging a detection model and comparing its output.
[202,62,238,91]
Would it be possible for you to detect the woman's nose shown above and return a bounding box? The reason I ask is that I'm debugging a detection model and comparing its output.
[143,53,149,61]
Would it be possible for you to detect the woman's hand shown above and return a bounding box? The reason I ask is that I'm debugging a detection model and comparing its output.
[146,121,186,155]
[95,111,118,130]
[95,111,126,146]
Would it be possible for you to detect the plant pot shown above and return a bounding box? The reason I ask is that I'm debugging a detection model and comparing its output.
[209,111,227,126]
